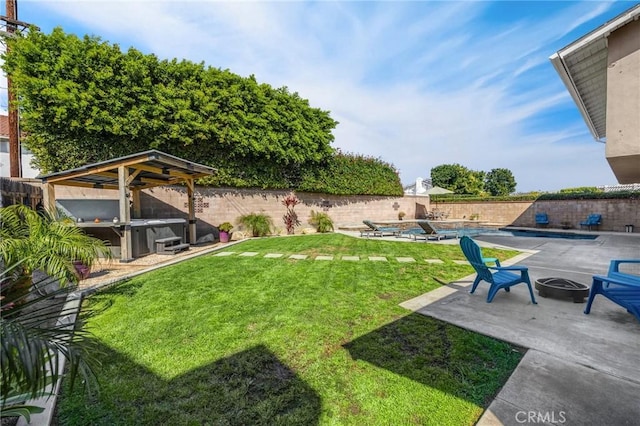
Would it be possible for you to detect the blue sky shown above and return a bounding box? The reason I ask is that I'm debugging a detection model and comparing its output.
[2,1,638,191]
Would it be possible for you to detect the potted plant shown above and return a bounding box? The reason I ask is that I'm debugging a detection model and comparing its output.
[398,211,406,220]
[218,222,234,243]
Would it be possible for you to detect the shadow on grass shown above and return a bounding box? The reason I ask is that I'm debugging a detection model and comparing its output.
[343,313,524,407]
[57,343,321,425]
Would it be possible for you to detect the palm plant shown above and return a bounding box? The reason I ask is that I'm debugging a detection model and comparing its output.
[1,263,99,422]
[308,210,334,233]
[0,204,112,301]
[237,212,273,237]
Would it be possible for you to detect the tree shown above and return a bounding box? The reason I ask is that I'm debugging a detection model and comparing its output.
[485,168,516,196]
[2,28,338,189]
[431,164,485,195]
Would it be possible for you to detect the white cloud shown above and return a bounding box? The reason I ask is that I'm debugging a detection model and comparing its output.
[19,0,626,191]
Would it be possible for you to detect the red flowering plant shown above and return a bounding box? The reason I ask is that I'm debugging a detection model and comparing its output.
[282,193,301,235]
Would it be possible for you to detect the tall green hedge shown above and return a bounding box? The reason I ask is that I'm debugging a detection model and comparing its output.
[3,27,405,196]
[431,190,640,203]
[536,190,640,200]
[298,152,403,196]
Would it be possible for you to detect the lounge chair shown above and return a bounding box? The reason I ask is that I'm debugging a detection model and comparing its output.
[398,227,426,239]
[535,213,549,227]
[459,236,537,304]
[584,275,640,323]
[360,220,400,237]
[579,214,602,230]
[413,220,458,241]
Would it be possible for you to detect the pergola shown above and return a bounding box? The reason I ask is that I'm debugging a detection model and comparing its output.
[37,150,216,262]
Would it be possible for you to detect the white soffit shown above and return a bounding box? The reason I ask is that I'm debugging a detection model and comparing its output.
[549,4,640,142]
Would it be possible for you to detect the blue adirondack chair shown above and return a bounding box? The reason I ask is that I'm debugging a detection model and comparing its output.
[605,259,640,288]
[460,236,537,304]
[584,274,640,323]
[580,214,602,230]
[535,213,549,227]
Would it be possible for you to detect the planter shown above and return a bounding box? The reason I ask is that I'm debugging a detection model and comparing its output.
[219,231,231,243]
[73,261,91,280]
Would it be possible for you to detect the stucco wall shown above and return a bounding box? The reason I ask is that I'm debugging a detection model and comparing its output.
[606,18,640,184]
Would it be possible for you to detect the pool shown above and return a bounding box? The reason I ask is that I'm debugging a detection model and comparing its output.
[504,229,599,240]
[458,227,599,240]
[457,228,511,237]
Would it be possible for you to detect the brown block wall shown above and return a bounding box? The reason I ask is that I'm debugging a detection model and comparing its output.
[434,201,533,225]
[140,186,428,234]
[511,199,640,232]
[3,177,637,233]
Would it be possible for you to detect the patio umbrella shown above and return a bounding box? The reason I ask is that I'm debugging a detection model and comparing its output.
[425,186,454,217]
[424,186,454,195]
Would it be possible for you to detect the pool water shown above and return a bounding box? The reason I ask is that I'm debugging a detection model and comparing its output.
[506,229,599,240]
[458,228,599,240]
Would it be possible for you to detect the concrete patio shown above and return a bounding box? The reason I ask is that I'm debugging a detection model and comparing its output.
[400,231,640,425]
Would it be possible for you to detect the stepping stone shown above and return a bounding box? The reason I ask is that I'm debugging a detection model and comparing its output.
[368,256,387,262]
[315,255,334,261]
[213,251,236,256]
[239,252,259,257]
[341,256,360,261]
[289,254,308,260]
[425,259,444,264]
[264,253,284,258]
[453,260,469,265]
[396,257,416,263]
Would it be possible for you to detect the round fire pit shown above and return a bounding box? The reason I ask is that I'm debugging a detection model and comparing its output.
[535,277,590,303]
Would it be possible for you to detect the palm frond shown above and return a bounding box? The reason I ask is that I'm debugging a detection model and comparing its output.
[1,266,100,405]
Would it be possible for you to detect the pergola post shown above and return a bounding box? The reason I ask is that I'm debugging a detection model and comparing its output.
[131,188,141,219]
[43,183,56,213]
[118,166,133,262]
[186,179,196,245]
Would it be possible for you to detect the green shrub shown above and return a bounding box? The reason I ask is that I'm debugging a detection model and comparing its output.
[431,190,640,203]
[558,186,602,194]
[308,210,334,233]
[299,151,403,196]
[218,222,234,232]
[237,213,273,237]
[537,190,640,200]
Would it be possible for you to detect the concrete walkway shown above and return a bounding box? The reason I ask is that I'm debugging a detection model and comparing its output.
[401,232,640,425]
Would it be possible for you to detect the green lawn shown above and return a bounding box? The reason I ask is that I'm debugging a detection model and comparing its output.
[57,233,523,425]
